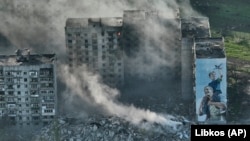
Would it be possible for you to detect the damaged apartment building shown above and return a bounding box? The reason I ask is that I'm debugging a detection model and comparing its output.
[65,10,226,113]
[65,17,124,87]
[0,49,57,126]
[181,17,227,123]
[65,10,180,87]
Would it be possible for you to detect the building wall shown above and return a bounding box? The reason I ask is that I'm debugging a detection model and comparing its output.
[0,64,57,126]
[65,18,124,87]
[195,58,227,123]
[181,38,195,101]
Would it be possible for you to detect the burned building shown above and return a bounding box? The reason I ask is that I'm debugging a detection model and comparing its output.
[180,17,227,124]
[181,17,211,101]
[65,18,124,87]
[64,11,227,123]
[122,10,181,82]
[0,49,57,126]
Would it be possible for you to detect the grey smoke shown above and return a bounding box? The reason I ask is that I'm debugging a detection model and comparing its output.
[59,65,182,128]
[0,0,200,131]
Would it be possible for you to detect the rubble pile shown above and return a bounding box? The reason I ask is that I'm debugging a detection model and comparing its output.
[35,116,191,141]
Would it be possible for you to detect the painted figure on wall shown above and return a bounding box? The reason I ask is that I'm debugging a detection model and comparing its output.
[196,59,227,123]
[198,86,226,121]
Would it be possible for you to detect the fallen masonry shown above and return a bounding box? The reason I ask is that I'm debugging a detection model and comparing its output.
[34,115,192,141]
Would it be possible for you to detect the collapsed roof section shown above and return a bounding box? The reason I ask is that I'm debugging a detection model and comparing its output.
[0,49,56,66]
[66,17,123,28]
[194,37,225,58]
[181,17,211,38]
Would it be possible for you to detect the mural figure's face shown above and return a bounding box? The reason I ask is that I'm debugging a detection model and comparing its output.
[209,71,216,80]
[204,86,213,97]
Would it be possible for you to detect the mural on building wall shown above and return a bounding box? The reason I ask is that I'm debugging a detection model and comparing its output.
[195,58,227,123]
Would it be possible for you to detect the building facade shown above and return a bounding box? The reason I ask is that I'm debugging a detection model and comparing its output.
[65,18,124,87]
[0,49,57,126]
[194,37,227,124]
[180,17,227,123]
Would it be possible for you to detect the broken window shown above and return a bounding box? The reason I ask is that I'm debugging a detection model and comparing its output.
[101,31,105,36]
[31,84,37,89]
[6,71,11,76]
[16,71,21,75]
[107,32,113,36]
[24,78,27,82]
[93,51,98,56]
[92,33,97,38]
[8,91,14,95]
[7,85,13,89]
[44,109,53,113]
[30,91,37,95]
[76,33,81,37]
[29,71,38,77]
[0,103,5,108]
[102,55,106,60]
[40,68,53,76]
[93,45,98,50]
[40,83,53,88]
[41,90,47,94]
[0,96,4,101]
[92,39,97,44]
[0,91,4,95]
[32,116,39,120]
[31,78,38,82]
[7,97,14,102]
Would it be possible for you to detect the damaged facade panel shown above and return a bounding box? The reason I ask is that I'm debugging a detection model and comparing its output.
[65,17,124,88]
[0,50,57,126]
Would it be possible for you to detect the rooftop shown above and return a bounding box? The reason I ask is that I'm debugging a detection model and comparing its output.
[0,49,56,66]
[181,17,211,38]
[194,37,226,58]
[66,17,123,27]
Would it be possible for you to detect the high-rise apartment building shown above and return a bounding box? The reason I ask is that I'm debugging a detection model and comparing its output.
[65,18,124,87]
[0,49,57,126]
[122,10,181,82]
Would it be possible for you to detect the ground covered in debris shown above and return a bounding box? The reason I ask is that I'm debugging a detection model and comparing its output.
[34,116,191,141]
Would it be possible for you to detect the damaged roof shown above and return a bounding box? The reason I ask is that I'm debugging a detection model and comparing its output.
[195,37,226,58]
[181,17,211,38]
[0,54,56,66]
[66,17,123,27]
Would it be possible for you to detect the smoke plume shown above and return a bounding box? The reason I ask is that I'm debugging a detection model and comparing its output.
[59,65,182,129]
[0,0,201,132]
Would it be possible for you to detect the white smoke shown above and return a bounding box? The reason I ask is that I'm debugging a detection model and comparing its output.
[59,65,182,129]
[0,0,200,131]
